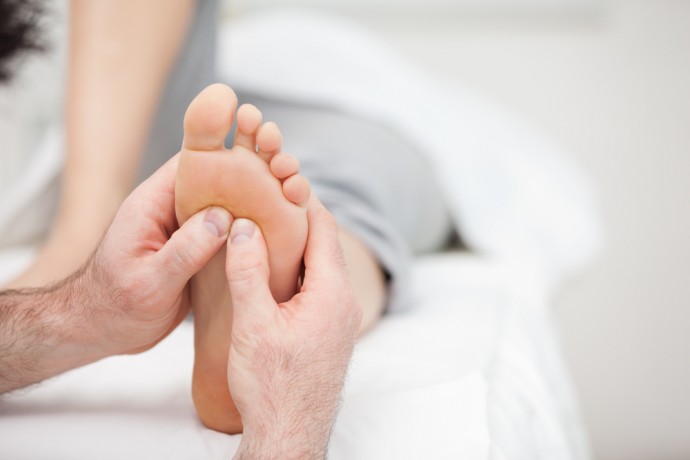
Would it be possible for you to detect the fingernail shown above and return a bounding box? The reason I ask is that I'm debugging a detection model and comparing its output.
[203,207,231,237]
[230,218,256,244]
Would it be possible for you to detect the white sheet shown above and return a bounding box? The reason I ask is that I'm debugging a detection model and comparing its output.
[0,254,588,459]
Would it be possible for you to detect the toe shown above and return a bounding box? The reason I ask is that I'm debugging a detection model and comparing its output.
[183,83,237,151]
[282,174,311,207]
[234,104,262,151]
[256,122,283,162]
[270,153,300,180]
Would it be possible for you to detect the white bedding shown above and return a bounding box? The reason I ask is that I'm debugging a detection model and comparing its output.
[0,8,595,459]
[218,9,601,291]
[0,253,588,459]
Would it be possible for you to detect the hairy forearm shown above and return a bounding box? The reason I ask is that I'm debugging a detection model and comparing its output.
[234,418,331,460]
[0,271,104,394]
[233,364,347,460]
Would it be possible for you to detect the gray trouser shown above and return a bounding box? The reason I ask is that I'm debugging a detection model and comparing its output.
[141,0,453,311]
[230,94,453,311]
[137,0,218,182]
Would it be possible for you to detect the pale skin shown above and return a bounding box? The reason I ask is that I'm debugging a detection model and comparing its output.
[1,0,383,454]
[6,1,385,333]
[0,156,360,459]
[175,84,386,433]
[3,0,386,436]
[0,155,232,394]
[9,0,195,288]
[226,204,362,459]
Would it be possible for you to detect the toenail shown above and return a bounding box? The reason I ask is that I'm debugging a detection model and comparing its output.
[230,218,256,244]
[203,207,231,237]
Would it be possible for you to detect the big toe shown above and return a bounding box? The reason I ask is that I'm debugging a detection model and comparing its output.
[183,83,237,151]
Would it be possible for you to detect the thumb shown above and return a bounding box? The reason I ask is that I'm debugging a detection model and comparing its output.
[156,206,232,285]
[226,218,276,322]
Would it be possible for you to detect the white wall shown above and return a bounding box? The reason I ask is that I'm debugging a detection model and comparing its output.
[363,2,690,458]
[225,1,690,458]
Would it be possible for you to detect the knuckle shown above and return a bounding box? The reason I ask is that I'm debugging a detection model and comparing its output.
[228,250,267,283]
[171,241,199,269]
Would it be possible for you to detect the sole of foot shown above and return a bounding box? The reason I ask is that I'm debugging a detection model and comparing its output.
[175,83,310,434]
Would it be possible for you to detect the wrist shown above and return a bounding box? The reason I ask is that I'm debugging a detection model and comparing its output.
[40,270,112,372]
[233,405,335,460]
[234,427,327,460]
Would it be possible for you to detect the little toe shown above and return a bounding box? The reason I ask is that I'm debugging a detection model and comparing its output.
[256,122,283,162]
[234,104,262,151]
[282,174,311,207]
[270,153,300,180]
[183,83,237,151]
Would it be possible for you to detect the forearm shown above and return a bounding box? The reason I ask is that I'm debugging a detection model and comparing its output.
[0,270,105,394]
[233,365,347,460]
[234,418,331,460]
[58,0,195,246]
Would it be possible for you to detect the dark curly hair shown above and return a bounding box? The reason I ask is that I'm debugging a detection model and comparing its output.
[0,0,46,83]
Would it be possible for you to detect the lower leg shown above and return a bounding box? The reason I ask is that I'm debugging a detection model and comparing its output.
[339,229,387,334]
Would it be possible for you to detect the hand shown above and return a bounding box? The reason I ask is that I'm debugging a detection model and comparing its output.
[225,197,362,460]
[0,155,231,393]
[83,154,232,356]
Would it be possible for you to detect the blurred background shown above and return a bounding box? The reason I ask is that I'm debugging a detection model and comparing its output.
[224,1,689,459]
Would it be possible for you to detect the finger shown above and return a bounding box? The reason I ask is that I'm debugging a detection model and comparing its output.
[154,206,232,286]
[141,153,180,197]
[226,219,276,322]
[121,154,180,236]
[303,195,347,280]
[131,153,180,206]
[300,198,360,331]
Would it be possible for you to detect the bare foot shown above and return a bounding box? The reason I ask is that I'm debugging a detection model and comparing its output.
[175,84,310,434]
